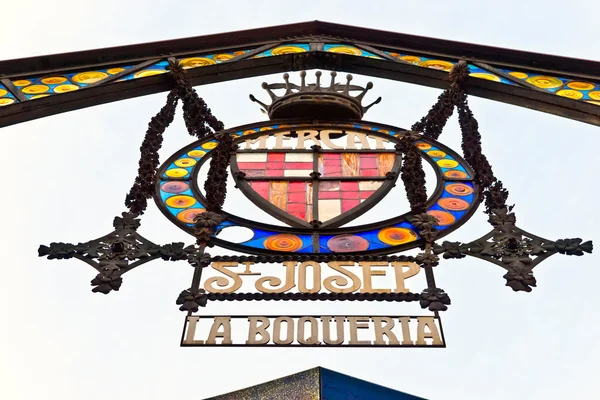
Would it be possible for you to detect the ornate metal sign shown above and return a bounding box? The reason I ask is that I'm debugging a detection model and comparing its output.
[37,59,593,348]
[182,315,444,347]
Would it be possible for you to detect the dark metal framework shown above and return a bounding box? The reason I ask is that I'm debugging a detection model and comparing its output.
[1,21,599,128]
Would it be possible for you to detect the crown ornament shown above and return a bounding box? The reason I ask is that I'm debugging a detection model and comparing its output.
[249,70,381,120]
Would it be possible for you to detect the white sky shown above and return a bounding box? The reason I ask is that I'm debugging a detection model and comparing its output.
[1,1,599,399]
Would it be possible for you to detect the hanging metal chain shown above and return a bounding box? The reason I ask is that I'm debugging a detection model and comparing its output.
[124,89,179,215]
[169,60,224,138]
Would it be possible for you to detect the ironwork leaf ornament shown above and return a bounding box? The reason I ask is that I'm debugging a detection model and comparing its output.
[176,289,208,312]
[503,265,537,292]
[419,288,451,312]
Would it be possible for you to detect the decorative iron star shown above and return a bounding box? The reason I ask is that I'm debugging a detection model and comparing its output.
[38,212,196,294]
[433,208,593,292]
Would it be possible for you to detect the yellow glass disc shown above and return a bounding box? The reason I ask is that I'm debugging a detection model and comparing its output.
[427,150,447,158]
[416,142,432,150]
[133,69,167,79]
[72,71,108,84]
[588,91,600,100]
[259,126,273,131]
[243,129,258,135]
[31,94,50,99]
[165,168,189,178]
[326,46,362,56]
[556,89,583,100]
[437,159,459,168]
[165,195,197,209]
[187,150,206,158]
[41,77,67,85]
[470,73,501,82]
[213,53,234,62]
[400,55,422,64]
[526,75,563,89]
[107,68,125,75]
[587,101,600,106]
[0,89,7,97]
[419,60,454,71]
[0,98,15,106]
[174,158,197,168]
[22,85,49,94]
[12,80,31,87]
[509,71,528,79]
[201,142,218,150]
[271,46,307,55]
[53,84,79,93]
[179,57,216,69]
[566,81,595,91]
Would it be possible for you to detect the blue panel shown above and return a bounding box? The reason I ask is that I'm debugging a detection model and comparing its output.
[321,368,426,400]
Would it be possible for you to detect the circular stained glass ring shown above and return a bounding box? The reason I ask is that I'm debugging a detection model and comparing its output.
[446,183,474,196]
[509,72,528,79]
[444,170,468,179]
[327,235,370,252]
[264,234,304,252]
[72,71,108,84]
[427,150,447,158]
[0,89,7,97]
[53,84,79,93]
[556,90,583,100]
[437,159,459,168]
[213,54,234,62]
[588,91,600,101]
[187,150,206,158]
[22,85,49,94]
[377,227,418,246]
[179,57,216,69]
[134,70,166,78]
[428,210,456,226]
[0,98,15,106]
[419,60,454,71]
[470,73,501,82]
[327,46,362,56]
[526,76,563,89]
[165,168,189,178]
[271,46,307,55]
[177,208,205,223]
[41,77,67,85]
[12,80,31,87]
[566,81,595,91]
[174,158,197,168]
[438,198,470,211]
[400,55,421,64]
[165,195,197,208]
[161,181,190,194]
[416,142,432,150]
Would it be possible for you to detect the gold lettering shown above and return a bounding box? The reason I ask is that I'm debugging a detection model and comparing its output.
[392,262,420,293]
[183,316,203,345]
[348,316,372,345]
[274,131,293,149]
[359,262,392,293]
[321,316,345,345]
[398,317,414,345]
[372,317,399,345]
[319,130,343,149]
[204,262,243,293]
[297,317,320,345]
[206,317,232,345]
[246,317,271,344]
[416,317,443,345]
[346,131,370,149]
[298,261,321,293]
[323,261,361,293]
[244,135,268,149]
[373,135,388,150]
[255,261,296,293]
[297,130,321,149]
[273,317,294,345]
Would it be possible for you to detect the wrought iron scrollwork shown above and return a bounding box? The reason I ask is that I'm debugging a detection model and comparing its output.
[433,209,593,292]
[38,213,191,294]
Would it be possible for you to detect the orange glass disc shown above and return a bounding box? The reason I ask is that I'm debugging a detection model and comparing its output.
[165,195,197,209]
[446,183,474,196]
[177,208,205,223]
[444,170,468,179]
[427,210,456,226]
[438,198,470,211]
[377,227,418,246]
[264,234,304,252]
